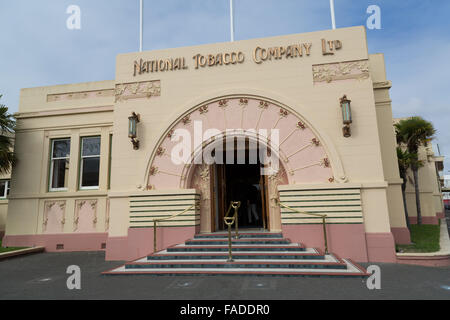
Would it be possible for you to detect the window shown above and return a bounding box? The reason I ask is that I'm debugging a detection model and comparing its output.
[80,136,101,189]
[0,180,10,198]
[50,139,71,191]
[108,134,112,190]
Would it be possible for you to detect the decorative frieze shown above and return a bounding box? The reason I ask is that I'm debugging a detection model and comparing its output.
[47,89,114,102]
[115,80,161,102]
[312,60,370,83]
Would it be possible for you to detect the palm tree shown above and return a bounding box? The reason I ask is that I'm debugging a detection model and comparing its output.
[0,95,16,174]
[396,147,412,229]
[395,117,435,225]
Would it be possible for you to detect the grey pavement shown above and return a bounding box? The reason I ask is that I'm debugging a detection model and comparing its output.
[446,208,450,237]
[0,250,449,300]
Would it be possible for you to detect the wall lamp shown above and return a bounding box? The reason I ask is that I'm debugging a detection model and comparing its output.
[340,95,352,137]
[128,112,140,150]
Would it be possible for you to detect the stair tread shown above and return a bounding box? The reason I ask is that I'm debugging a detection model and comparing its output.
[106,259,366,275]
[157,247,316,255]
[187,238,290,242]
[134,256,340,264]
[173,243,303,248]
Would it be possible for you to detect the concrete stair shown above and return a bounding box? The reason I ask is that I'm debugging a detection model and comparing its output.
[103,231,369,277]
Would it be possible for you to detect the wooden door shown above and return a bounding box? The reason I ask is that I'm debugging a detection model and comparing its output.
[259,173,269,230]
[216,164,227,230]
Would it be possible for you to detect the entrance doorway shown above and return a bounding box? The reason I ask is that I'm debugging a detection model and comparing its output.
[212,140,269,231]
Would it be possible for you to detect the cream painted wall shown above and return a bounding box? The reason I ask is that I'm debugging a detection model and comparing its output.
[6,82,114,236]
[370,54,408,230]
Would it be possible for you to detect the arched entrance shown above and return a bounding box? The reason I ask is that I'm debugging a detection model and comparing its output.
[187,133,289,233]
[145,96,336,233]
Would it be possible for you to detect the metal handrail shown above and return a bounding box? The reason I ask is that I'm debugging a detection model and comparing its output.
[152,203,197,253]
[276,200,329,254]
[223,201,241,262]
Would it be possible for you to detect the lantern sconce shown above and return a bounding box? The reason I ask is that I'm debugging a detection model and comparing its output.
[339,95,352,138]
[128,112,140,150]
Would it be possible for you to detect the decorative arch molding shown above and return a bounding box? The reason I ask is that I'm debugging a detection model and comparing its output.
[143,89,347,190]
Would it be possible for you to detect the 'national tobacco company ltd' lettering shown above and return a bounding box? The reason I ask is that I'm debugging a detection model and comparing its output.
[133,38,342,76]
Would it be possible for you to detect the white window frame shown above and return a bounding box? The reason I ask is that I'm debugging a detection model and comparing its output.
[49,138,71,192]
[0,180,10,199]
[79,136,101,190]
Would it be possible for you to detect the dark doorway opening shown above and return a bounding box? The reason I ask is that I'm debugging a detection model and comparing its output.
[213,139,269,231]
[225,163,264,229]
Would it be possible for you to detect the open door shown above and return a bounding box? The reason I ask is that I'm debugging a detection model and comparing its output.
[215,164,227,231]
[259,173,269,230]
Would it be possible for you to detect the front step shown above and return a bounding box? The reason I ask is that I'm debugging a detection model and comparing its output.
[147,248,324,260]
[103,232,369,278]
[186,238,291,245]
[194,232,283,239]
[167,244,306,252]
[105,259,366,277]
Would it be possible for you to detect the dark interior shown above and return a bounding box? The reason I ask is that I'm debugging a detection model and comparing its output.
[225,163,263,228]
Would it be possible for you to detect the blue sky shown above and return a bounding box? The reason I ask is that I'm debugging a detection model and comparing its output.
[1,0,449,170]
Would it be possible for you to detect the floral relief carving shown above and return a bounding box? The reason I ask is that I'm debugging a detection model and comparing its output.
[149,166,158,176]
[115,80,161,102]
[156,146,166,157]
[43,200,66,233]
[218,99,228,108]
[239,98,248,107]
[320,158,330,168]
[296,121,306,130]
[268,167,287,210]
[311,138,320,146]
[181,115,191,125]
[279,108,289,117]
[198,105,209,114]
[105,199,110,231]
[74,199,98,232]
[312,60,370,83]
[258,101,269,109]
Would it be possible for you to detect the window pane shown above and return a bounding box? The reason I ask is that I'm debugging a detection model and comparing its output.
[6,181,10,196]
[0,181,5,197]
[53,139,71,158]
[52,159,69,189]
[82,137,101,156]
[81,157,100,187]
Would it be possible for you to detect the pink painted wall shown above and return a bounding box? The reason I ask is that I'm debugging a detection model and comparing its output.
[105,226,199,261]
[282,223,369,262]
[2,233,107,252]
[391,227,411,245]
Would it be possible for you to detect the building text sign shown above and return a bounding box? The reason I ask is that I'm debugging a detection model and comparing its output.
[133,38,342,76]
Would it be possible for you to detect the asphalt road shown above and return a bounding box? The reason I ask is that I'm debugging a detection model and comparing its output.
[0,250,448,300]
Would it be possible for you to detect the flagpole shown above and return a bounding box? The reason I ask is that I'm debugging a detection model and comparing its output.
[330,0,336,30]
[230,0,235,42]
[140,0,143,51]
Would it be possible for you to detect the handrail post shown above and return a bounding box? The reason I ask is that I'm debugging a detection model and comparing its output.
[153,220,157,253]
[233,201,240,239]
[322,216,328,254]
[227,219,234,262]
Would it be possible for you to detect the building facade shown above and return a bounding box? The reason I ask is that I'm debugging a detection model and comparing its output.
[3,26,434,263]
